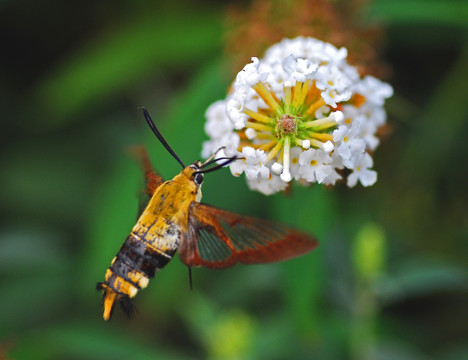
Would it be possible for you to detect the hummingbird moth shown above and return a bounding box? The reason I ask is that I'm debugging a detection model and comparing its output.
[97,108,318,320]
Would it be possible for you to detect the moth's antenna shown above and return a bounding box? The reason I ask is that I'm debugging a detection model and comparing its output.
[200,157,235,169]
[201,146,225,167]
[196,157,238,174]
[142,107,185,168]
[188,267,193,290]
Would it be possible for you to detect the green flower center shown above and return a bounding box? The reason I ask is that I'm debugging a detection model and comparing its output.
[238,80,343,168]
[276,114,299,137]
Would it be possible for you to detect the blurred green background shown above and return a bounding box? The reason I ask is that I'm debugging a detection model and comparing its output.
[1,0,467,359]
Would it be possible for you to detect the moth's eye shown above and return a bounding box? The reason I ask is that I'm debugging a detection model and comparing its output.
[194,173,204,185]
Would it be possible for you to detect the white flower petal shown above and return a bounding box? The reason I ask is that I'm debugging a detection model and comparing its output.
[322,140,334,153]
[360,169,377,187]
[280,172,292,182]
[271,162,283,175]
[245,128,257,139]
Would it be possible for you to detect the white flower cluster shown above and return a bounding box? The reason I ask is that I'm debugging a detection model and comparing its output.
[202,37,393,195]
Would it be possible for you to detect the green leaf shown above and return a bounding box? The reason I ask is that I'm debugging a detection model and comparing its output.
[144,57,230,174]
[0,227,67,274]
[376,259,468,304]
[370,0,468,28]
[352,223,387,281]
[374,340,430,360]
[401,44,468,178]
[81,155,140,295]
[274,185,337,340]
[11,322,190,360]
[0,272,72,333]
[33,7,222,124]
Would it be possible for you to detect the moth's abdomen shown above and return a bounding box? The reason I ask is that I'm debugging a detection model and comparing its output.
[97,233,176,320]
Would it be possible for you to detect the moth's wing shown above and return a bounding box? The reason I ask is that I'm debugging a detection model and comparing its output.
[179,203,318,269]
[129,146,164,217]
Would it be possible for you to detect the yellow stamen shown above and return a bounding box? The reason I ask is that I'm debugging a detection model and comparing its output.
[265,141,283,163]
[243,108,273,124]
[310,139,326,149]
[253,82,280,111]
[310,132,333,142]
[303,115,337,129]
[284,83,292,106]
[305,98,326,116]
[306,80,321,104]
[292,82,303,107]
[270,90,281,104]
[294,79,310,108]
[247,121,273,132]
[277,147,284,164]
[237,131,248,140]
[259,140,276,152]
[256,133,275,140]
[311,121,337,131]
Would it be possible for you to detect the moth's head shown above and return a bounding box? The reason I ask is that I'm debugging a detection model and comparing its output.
[191,161,205,186]
[181,161,204,187]
[184,155,239,187]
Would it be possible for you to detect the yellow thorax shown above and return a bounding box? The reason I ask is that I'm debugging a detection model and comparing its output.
[138,165,202,232]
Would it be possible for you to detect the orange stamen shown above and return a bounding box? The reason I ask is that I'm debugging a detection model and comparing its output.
[253,82,280,111]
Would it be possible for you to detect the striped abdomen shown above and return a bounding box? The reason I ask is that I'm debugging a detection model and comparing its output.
[97,232,176,320]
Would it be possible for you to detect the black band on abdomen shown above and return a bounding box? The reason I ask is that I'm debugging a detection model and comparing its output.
[105,234,176,289]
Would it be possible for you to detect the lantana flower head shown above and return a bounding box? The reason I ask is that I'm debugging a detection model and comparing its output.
[202,37,393,195]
